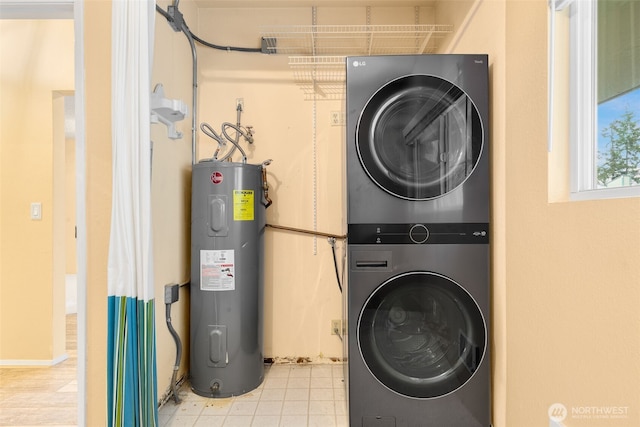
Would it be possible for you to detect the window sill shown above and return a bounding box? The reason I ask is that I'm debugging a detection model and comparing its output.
[570,185,640,201]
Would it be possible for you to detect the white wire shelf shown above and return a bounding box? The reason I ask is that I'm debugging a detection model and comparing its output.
[288,56,345,100]
[262,24,453,99]
[261,24,453,56]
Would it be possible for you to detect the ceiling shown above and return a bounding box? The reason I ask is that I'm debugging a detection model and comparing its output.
[0,0,73,19]
[194,0,437,8]
[0,0,437,19]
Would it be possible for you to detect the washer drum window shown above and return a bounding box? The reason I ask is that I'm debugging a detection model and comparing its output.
[357,271,486,399]
[356,75,483,200]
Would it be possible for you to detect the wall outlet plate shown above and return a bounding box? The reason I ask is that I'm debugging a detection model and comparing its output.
[331,319,342,335]
[330,111,345,126]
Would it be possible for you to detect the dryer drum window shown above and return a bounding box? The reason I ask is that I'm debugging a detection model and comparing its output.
[356,75,483,200]
[357,271,486,399]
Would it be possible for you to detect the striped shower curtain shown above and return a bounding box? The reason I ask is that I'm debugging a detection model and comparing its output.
[107,1,157,426]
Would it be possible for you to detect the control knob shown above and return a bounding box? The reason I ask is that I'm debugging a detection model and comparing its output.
[409,224,429,244]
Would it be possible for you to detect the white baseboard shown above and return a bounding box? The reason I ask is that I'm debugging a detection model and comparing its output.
[0,353,68,367]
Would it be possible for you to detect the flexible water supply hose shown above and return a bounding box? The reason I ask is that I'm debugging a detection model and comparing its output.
[200,111,254,162]
[221,123,248,163]
[216,104,254,163]
[200,122,224,145]
[216,105,243,162]
[200,122,226,160]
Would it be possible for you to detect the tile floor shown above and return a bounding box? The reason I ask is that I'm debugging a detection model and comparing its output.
[0,314,347,427]
[159,363,348,427]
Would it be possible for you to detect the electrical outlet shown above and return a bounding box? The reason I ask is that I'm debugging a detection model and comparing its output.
[330,111,345,126]
[331,319,342,335]
[236,98,244,111]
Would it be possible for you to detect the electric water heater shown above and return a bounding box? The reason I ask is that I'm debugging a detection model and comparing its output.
[190,160,266,398]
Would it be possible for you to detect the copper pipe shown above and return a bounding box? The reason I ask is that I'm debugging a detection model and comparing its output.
[266,223,346,240]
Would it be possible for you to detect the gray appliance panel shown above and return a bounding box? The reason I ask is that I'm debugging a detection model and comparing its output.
[346,243,490,427]
[346,54,490,225]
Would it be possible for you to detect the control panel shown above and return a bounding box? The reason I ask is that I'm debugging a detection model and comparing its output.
[348,223,489,245]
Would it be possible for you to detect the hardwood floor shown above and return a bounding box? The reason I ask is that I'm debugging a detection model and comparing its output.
[0,314,77,426]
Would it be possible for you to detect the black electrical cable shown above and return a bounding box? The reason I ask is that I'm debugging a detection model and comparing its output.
[155,4,170,21]
[155,4,263,53]
[190,32,262,53]
[165,302,182,404]
[329,238,343,294]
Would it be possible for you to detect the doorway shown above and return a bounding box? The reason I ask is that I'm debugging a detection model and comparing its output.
[0,1,85,425]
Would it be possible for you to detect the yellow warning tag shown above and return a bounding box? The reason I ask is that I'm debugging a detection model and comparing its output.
[233,190,254,221]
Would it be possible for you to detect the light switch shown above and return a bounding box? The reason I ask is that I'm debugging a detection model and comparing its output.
[30,202,42,220]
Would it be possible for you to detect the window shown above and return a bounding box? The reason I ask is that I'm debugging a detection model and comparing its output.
[595,1,640,192]
[555,0,640,200]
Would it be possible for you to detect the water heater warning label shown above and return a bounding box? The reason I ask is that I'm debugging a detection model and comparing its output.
[233,190,254,221]
[200,249,235,291]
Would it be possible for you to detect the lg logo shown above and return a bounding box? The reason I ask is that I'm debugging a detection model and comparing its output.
[352,60,366,67]
[548,403,567,423]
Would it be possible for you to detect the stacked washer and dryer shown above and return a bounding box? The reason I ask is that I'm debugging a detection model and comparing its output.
[345,54,491,426]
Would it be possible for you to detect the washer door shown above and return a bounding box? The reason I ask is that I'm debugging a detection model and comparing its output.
[356,75,483,200]
[357,271,486,399]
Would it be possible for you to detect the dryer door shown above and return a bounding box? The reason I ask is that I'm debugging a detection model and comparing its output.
[356,75,483,200]
[357,271,486,399]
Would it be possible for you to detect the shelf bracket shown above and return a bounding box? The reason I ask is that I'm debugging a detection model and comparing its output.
[150,83,188,140]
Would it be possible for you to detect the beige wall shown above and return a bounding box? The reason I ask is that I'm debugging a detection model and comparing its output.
[0,20,73,364]
[506,1,639,425]
[9,0,639,425]
[84,0,111,423]
[511,0,638,425]
[152,0,197,402]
